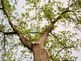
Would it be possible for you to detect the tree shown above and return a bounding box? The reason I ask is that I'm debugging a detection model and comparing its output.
[0,0,81,61]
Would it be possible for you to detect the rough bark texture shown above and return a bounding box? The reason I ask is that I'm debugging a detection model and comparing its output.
[32,43,49,61]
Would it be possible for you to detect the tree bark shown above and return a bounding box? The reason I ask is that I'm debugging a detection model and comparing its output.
[32,43,49,61]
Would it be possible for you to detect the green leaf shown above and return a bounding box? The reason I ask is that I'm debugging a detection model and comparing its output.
[43,5,54,19]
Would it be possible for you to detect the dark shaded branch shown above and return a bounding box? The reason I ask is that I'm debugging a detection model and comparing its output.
[0,31,16,35]
[1,0,19,35]
[55,47,65,57]
[50,32,65,46]
[0,8,2,9]
[51,9,70,24]
[3,34,6,57]
[1,0,32,50]
[1,31,42,35]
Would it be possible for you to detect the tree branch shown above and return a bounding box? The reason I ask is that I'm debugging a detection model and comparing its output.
[70,10,80,22]
[51,0,75,24]
[38,2,75,47]
[0,8,2,9]
[39,24,54,47]
[4,32,16,35]
[1,0,32,50]
[0,31,42,35]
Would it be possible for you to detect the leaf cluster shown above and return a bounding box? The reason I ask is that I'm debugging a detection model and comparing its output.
[43,5,54,19]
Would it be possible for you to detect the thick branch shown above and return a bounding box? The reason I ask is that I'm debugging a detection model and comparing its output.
[38,1,76,47]
[1,0,32,50]
[39,24,54,47]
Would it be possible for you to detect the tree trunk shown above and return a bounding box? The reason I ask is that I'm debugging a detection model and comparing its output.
[32,43,49,61]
